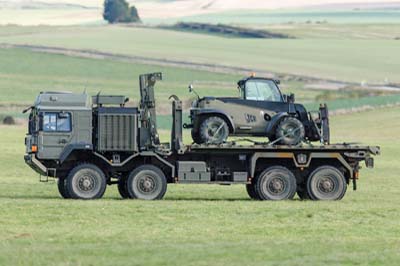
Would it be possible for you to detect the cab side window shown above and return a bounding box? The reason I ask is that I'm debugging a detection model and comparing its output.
[245,80,282,102]
[42,112,71,132]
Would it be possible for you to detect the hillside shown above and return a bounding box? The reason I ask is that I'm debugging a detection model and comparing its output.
[1,0,400,25]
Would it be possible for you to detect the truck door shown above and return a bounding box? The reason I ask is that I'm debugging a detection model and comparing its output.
[37,111,73,160]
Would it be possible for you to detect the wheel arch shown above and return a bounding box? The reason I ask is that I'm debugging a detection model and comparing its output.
[265,112,289,137]
[194,109,235,133]
[250,152,353,184]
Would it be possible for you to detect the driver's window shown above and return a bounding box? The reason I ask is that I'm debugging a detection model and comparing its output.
[42,112,71,132]
[245,80,282,102]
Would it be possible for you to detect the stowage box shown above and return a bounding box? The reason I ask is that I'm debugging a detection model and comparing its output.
[177,161,211,182]
[96,107,138,152]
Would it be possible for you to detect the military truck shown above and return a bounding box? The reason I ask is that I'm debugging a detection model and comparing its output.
[24,73,379,201]
[187,76,328,146]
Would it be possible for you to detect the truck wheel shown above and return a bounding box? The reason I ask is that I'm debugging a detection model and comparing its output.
[275,117,305,145]
[246,183,259,200]
[199,116,229,144]
[117,176,129,199]
[307,166,347,200]
[66,164,107,200]
[254,166,297,200]
[57,178,70,199]
[127,165,167,200]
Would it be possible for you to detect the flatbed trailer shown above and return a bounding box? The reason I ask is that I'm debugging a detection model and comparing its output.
[24,73,380,201]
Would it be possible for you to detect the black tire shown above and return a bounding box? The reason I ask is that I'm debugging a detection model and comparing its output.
[246,183,259,200]
[297,184,311,200]
[307,166,347,201]
[275,117,305,145]
[191,129,202,144]
[254,166,297,200]
[127,165,167,200]
[57,178,71,199]
[117,176,129,199]
[199,116,229,144]
[65,164,107,200]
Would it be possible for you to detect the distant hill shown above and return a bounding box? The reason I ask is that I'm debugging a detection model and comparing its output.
[1,0,400,25]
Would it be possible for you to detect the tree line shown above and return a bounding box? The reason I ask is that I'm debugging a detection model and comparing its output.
[103,0,140,24]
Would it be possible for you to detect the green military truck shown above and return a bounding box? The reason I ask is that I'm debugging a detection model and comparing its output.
[24,73,379,201]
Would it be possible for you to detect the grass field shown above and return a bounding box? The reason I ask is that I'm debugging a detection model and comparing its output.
[1,4,400,265]
[0,107,398,265]
[0,47,241,105]
[1,25,400,83]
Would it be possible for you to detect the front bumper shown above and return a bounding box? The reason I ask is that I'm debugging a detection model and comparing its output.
[24,154,47,176]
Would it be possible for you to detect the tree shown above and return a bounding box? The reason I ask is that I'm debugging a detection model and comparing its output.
[103,0,141,24]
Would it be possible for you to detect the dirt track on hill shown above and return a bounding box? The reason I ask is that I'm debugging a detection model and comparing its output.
[1,43,399,92]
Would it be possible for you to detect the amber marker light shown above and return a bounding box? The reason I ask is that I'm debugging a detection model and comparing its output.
[31,145,38,153]
[355,172,360,179]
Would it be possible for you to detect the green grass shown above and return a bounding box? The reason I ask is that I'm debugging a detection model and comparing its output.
[1,25,400,83]
[0,106,399,265]
[0,47,241,105]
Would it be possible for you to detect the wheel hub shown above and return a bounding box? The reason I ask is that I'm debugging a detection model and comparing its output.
[268,178,285,194]
[78,175,95,191]
[139,176,156,193]
[318,177,334,193]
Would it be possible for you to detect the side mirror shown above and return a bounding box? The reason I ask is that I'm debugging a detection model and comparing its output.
[274,79,281,85]
[283,93,295,103]
[288,93,295,103]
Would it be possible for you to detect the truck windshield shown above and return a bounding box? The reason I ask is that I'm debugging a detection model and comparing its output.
[245,80,282,102]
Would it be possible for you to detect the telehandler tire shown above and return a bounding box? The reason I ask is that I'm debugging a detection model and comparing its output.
[199,116,229,144]
[275,117,305,145]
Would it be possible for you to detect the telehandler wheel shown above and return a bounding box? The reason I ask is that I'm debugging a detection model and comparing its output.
[66,164,107,200]
[199,116,229,144]
[57,178,71,199]
[254,166,297,201]
[191,129,202,144]
[275,117,305,145]
[127,165,167,200]
[307,166,347,201]
[117,176,129,199]
[246,183,259,200]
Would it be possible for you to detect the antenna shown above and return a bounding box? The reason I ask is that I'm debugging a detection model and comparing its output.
[83,81,88,94]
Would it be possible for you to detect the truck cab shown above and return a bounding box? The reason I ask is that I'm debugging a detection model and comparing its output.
[25,92,92,175]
